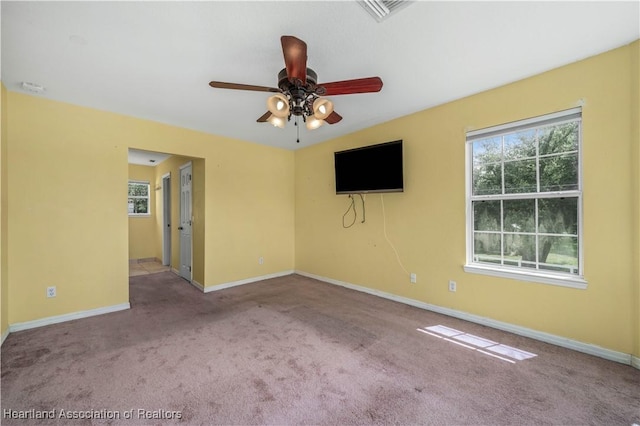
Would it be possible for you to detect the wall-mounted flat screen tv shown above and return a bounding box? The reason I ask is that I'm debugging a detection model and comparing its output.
[334,140,404,194]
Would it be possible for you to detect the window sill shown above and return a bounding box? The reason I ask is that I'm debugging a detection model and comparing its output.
[463,264,587,289]
[129,214,151,217]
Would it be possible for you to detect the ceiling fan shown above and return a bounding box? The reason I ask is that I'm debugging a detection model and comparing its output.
[209,35,383,142]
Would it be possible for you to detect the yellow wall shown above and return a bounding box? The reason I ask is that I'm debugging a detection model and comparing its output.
[295,41,639,355]
[204,143,295,285]
[128,164,157,260]
[5,90,295,324]
[1,82,8,337]
[6,92,129,323]
[192,158,205,286]
[631,41,640,359]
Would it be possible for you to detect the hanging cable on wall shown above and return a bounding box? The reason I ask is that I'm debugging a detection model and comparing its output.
[342,194,357,228]
[381,194,410,277]
[342,194,366,227]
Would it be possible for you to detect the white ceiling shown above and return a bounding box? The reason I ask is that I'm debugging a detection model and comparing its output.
[128,148,172,167]
[2,1,639,151]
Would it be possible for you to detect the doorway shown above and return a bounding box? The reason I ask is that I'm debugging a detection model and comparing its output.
[127,149,202,285]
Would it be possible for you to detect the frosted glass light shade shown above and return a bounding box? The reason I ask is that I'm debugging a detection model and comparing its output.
[306,116,324,130]
[267,115,286,128]
[267,94,290,118]
[313,98,333,120]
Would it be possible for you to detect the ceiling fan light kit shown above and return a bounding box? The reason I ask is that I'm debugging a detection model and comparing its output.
[267,114,286,129]
[209,35,383,142]
[313,98,333,120]
[267,93,290,118]
[306,116,324,130]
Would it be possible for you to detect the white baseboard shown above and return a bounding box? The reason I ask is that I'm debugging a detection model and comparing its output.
[129,257,161,264]
[204,270,294,293]
[9,303,131,333]
[295,270,636,368]
[632,355,640,370]
[190,279,204,292]
[1,327,9,346]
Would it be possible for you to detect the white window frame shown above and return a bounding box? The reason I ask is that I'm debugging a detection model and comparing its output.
[464,108,586,289]
[128,180,151,216]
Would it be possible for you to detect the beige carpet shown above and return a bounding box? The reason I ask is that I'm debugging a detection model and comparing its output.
[1,272,639,425]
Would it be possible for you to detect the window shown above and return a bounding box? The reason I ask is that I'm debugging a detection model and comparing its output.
[465,108,585,288]
[128,181,150,216]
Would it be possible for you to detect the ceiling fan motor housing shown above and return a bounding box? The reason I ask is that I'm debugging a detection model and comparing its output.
[277,67,317,89]
[277,68,321,118]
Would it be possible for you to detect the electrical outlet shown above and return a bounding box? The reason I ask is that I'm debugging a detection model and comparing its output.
[410,273,417,284]
[448,281,456,292]
[46,286,56,298]
[258,257,264,265]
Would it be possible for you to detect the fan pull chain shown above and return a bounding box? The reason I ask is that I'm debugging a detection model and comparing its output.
[295,117,300,143]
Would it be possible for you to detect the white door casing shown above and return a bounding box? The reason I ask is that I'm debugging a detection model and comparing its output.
[162,173,171,266]
[179,163,192,281]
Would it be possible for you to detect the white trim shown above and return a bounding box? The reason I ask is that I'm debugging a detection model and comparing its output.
[161,172,171,265]
[463,264,587,289]
[128,180,151,216]
[632,355,640,370]
[1,328,9,346]
[9,303,130,333]
[466,107,582,140]
[295,270,633,366]
[204,270,294,293]
[465,108,584,287]
[172,267,180,275]
[189,279,205,292]
[178,162,193,282]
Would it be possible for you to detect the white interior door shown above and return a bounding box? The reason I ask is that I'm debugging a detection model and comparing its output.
[179,163,192,281]
[162,173,171,266]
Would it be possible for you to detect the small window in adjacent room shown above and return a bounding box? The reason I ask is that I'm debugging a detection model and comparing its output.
[464,108,586,289]
[128,181,150,216]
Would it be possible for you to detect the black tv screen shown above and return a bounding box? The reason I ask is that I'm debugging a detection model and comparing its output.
[334,140,404,194]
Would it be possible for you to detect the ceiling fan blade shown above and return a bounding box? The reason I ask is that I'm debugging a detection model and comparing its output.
[318,77,383,96]
[257,111,271,123]
[324,111,343,124]
[281,35,307,84]
[209,81,280,93]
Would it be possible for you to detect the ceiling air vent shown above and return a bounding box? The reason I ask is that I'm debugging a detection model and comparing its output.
[359,0,413,22]
[20,81,46,94]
